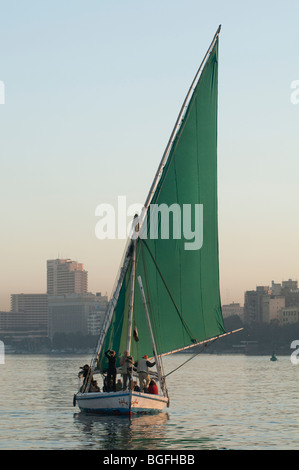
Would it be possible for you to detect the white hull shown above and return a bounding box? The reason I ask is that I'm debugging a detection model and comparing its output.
[75,390,168,415]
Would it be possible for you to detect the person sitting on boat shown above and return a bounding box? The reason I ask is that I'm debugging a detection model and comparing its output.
[135,355,156,392]
[120,350,135,390]
[90,380,100,392]
[104,349,117,392]
[130,380,141,392]
[147,379,158,395]
[115,378,122,391]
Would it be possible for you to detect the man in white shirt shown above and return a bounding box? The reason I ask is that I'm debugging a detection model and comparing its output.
[135,355,156,392]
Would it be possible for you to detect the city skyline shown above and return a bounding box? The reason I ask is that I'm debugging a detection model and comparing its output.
[1,1,299,310]
[3,254,299,313]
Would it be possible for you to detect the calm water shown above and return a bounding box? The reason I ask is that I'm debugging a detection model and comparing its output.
[0,353,298,450]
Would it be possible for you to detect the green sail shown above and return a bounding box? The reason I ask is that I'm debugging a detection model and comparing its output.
[100,37,225,371]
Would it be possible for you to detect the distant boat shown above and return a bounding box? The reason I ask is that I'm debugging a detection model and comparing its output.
[270,353,278,361]
[73,25,242,415]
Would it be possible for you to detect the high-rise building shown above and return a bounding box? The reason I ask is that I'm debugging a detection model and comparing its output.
[244,286,269,324]
[10,293,49,336]
[282,279,298,291]
[244,279,299,324]
[47,259,88,295]
[48,292,108,339]
[262,296,285,323]
[1,259,107,345]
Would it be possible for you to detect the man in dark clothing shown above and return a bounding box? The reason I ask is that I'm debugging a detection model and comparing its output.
[79,363,93,392]
[104,350,117,392]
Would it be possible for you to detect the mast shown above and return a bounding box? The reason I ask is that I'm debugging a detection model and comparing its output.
[137,275,168,399]
[126,239,136,353]
[126,214,139,353]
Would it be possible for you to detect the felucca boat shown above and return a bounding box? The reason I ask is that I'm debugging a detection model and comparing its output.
[74,25,241,415]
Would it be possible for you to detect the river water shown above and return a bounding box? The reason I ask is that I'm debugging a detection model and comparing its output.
[0,353,298,450]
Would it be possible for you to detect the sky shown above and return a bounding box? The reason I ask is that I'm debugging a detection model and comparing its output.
[0,0,298,310]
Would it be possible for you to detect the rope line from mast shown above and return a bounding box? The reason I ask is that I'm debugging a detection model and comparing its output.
[164,338,218,378]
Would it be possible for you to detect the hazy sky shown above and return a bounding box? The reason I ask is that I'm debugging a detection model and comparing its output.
[0,0,298,310]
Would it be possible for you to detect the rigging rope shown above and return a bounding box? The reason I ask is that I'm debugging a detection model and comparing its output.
[140,238,197,343]
[164,338,218,378]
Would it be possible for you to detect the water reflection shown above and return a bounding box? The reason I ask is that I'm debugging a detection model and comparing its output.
[73,412,170,450]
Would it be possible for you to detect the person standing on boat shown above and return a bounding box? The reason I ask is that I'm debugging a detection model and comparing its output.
[135,355,156,392]
[104,349,117,392]
[120,350,135,390]
[120,350,129,390]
